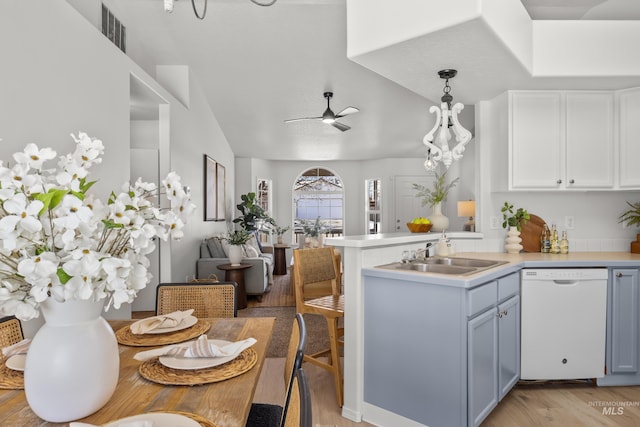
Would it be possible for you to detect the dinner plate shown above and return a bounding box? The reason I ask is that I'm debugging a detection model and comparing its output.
[5,354,26,371]
[102,412,201,427]
[144,315,198,334]
[159,339,238,370]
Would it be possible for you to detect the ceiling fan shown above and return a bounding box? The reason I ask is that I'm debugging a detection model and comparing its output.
[284,92,359,132]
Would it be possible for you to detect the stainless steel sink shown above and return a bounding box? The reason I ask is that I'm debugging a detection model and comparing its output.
[396,262,477,275]
[378,257,508,276]
[424,257,505,268]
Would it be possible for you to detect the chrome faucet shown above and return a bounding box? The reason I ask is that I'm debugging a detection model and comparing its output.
[415,242,434,260]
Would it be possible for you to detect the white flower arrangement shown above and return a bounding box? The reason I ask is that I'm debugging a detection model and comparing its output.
[0,132,195,321]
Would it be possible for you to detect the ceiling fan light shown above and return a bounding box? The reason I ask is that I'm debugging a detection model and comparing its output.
[164,0,174,13]
[322,108,335,124]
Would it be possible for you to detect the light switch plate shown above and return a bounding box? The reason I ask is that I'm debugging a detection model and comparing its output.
[490,216,501,229]
[565,216,575,230]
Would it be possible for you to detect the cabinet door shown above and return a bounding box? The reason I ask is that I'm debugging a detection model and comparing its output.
[565,92,614,188]
[468,308,499,427]
[509,92,563,189]
[498,295,520,399]
[619,88,640,188]
[610,269,639,373]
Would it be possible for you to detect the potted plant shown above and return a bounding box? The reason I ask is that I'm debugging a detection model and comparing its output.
[302,217,325,247]
[412,171,459,232]
[619,201,640,253]
[501,202,530,231]
[220,228,253,265]
[272,224,291,244]
[233,192,274,232]
[501,202,530,254]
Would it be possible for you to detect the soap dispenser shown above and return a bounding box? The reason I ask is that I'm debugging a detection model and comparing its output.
[436,230,450,256]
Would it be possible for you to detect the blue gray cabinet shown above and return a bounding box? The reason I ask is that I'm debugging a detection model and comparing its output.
[599,268,640,386]
[468,274,520,427]
[363,270,520,427]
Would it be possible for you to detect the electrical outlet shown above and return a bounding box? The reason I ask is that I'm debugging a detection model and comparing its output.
[565,216,575,230]
[490,216,501,229]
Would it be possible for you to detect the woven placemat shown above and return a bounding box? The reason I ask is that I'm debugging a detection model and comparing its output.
[153,411,217,427]
[116,319,211,347]
[138,347,257,385]
[0,357,24,390]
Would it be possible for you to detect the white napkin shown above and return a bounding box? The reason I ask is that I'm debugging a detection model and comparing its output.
[133,335,257,361]
[70,421,152,427]
[2,338,31,358]
[129,309,194,334]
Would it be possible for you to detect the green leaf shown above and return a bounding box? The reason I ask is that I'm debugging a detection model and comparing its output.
[56,267,72,285]
[102,219,124,229]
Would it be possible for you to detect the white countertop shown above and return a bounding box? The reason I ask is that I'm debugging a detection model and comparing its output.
[363,251,640,289]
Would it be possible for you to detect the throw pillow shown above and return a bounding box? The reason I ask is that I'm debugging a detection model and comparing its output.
[207,237,227,258]
[243,245,259,258]
[246,234,263,255]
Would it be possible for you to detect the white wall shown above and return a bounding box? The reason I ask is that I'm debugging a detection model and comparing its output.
[0,0,231,289]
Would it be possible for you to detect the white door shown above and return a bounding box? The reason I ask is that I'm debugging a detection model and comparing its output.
[131,148,160,312]
[394,175,434,232]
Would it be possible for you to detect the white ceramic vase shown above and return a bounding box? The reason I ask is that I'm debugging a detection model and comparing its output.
[505,226,523,253]
[24,298,119,423]
[228,244,243,265]
[429,202,449,232]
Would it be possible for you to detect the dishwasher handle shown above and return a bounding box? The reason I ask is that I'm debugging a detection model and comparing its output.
[553,280,578,285]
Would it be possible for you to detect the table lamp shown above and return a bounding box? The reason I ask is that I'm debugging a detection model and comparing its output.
[457,200,476,232]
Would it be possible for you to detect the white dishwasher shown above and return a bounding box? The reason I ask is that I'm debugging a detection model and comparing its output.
[521,268,608,380]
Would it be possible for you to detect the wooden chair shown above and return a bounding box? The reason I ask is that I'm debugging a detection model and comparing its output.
[155,282,238,318]
[246,313,307,427]
[0,316,24,349]
[292,247,345,407]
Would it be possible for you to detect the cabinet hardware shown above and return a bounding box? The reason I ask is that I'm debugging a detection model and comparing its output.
[557,179,562,184]
[569,179,575,184]
[616,272,622,278]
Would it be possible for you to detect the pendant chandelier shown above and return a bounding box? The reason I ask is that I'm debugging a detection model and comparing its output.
[423,69,472,171]
[164,0,277,20]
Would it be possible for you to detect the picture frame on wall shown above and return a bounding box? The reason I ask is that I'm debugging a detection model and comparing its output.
[216,163,226,221]
[204,154,217,221]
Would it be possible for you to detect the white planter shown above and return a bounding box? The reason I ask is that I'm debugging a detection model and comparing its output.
[228,244,243,265]
[505,226,523,253]
[429,202,449,232]
[24,299,119,423]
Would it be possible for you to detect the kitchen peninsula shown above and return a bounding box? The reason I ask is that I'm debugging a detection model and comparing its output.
[326,232,640,427]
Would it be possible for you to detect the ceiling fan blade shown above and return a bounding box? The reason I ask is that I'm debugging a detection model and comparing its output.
[284,116,322,123]
[336,106,359,118]
[332,121,351,132]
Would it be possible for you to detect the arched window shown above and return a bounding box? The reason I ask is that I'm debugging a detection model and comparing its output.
[293,167,344,244]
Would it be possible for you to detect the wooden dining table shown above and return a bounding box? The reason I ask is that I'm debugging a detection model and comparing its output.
[0,316,275,427]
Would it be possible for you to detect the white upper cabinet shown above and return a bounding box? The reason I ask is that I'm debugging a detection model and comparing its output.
[619,88,640,188]
[565,92,614,189]
[508,91,614,191]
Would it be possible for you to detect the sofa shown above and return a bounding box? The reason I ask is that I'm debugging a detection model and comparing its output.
[196,234,274,301]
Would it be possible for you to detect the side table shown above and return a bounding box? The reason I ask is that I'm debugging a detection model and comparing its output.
[217,263,252,309]
[273,244,291,276]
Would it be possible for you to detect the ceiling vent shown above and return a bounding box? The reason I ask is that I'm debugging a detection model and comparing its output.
[101,3,126,53]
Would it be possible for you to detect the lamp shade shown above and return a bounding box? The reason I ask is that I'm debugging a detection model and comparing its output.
[457,200,475,217]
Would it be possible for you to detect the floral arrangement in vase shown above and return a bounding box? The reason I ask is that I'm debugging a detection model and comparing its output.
[0,132,195,321]
[272,224,291,244]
